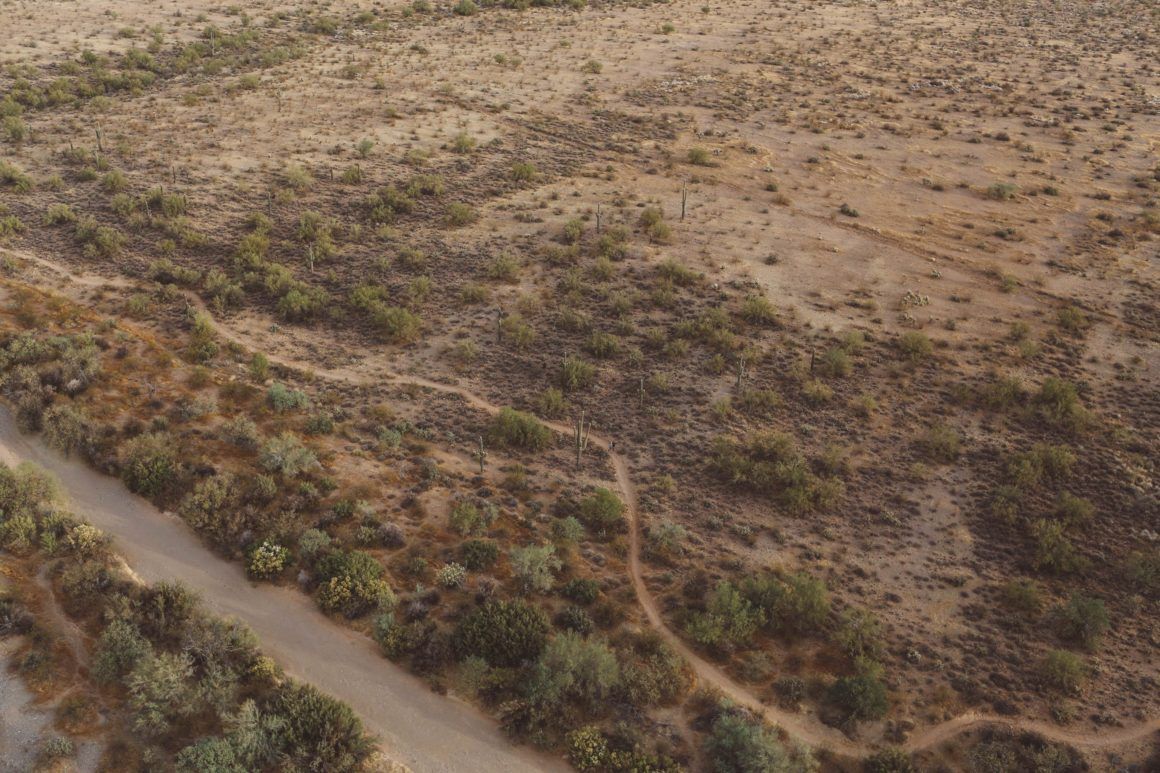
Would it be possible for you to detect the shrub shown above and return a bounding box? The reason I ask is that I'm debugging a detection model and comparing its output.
[705,709,801,773]
[315,550,394,618]
[898,331,932,361]
[1031,519,1085,574]
[523,632,620,714]
[259,433,318,477]
[1055,593,1108,650]
[246,541,290,579]
[511,162,538,182]
[986,182,1018,200]
[1056,305,1089,335]
[371,305,422,343]
[828,659,889,722]
[42,404,93,457]
[120,432,177,496]
[802,379,833,405]
[999,578,1043,616]
[819,346,851,377]
[1033,377,1090,431]
[1055,492,1093,527]
[567,726,611,771]
[584,331,620,359]
[92,619,151,683]
[559,354,596,391]
[43,203,77,225]
[450,500,494,536]
[487,253,521,282]
[459,539,499,570]
[445,202,477,226]
[489,407,551,451]
[737,295,777,326]
[222,416,260,450]
[578,488,625,532]
[920,423,961,463]
[267,382,310,412]
[74,217,125,259]
[688,147,713,166]
[1040,649,1085,693]
[184,312,219,363]
[743,571,830,635]
[298,528,332,558]
[269,681,374,771]
[562,577,600,605]
[1124,549,1159,595]
[437,562,467,588]
[836,609,883,660]
[538,387,566,418]
[453,600,549,666]
[127,650,194,737]
[688,582,764,649]
[510,544,561,593]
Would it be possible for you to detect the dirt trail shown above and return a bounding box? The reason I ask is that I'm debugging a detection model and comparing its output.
[0,409,565,773]
[5,248,1159,760]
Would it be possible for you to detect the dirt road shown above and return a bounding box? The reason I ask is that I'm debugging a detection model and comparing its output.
[0,408,565,773]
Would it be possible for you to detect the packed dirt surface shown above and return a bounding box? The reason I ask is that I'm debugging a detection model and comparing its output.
[0,407,563,773]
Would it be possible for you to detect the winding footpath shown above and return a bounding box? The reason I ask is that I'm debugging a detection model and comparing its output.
[6,248,1160,762]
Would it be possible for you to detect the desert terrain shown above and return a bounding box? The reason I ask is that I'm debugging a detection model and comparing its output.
[0,0,1157,770]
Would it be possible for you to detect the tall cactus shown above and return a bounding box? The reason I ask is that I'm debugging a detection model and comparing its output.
[573,409,591,468]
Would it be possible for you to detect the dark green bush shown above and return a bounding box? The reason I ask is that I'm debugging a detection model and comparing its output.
[453,600,549,667]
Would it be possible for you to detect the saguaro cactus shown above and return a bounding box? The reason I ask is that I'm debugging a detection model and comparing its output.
[573,409,591,468]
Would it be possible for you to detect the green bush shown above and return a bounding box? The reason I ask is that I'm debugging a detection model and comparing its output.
[898,331,933,362]
[268,681,374,772]
[559,354,596,391]
[267,382,310,412]
[523,631,619,713]
[246,541,290,579]
[828,659,889,722]
[1033,377,1090,431]
[259,433,318,477]
[315,550,394,618]
[1031,519,1085,574]
[449,500,494,536]
[577,487,626,533]
[453,599,549,667]
[489,407,552,450]
[562,577,600,605]
[705,708,803,773]
[920,423,961,463]
[459,539,499,570]
[742,571,830,635]
[120,432,177,496]
[510,543,561,592]
[687,582,764,649]
[1055,593,1108,650]
[1040,649,1085,693]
